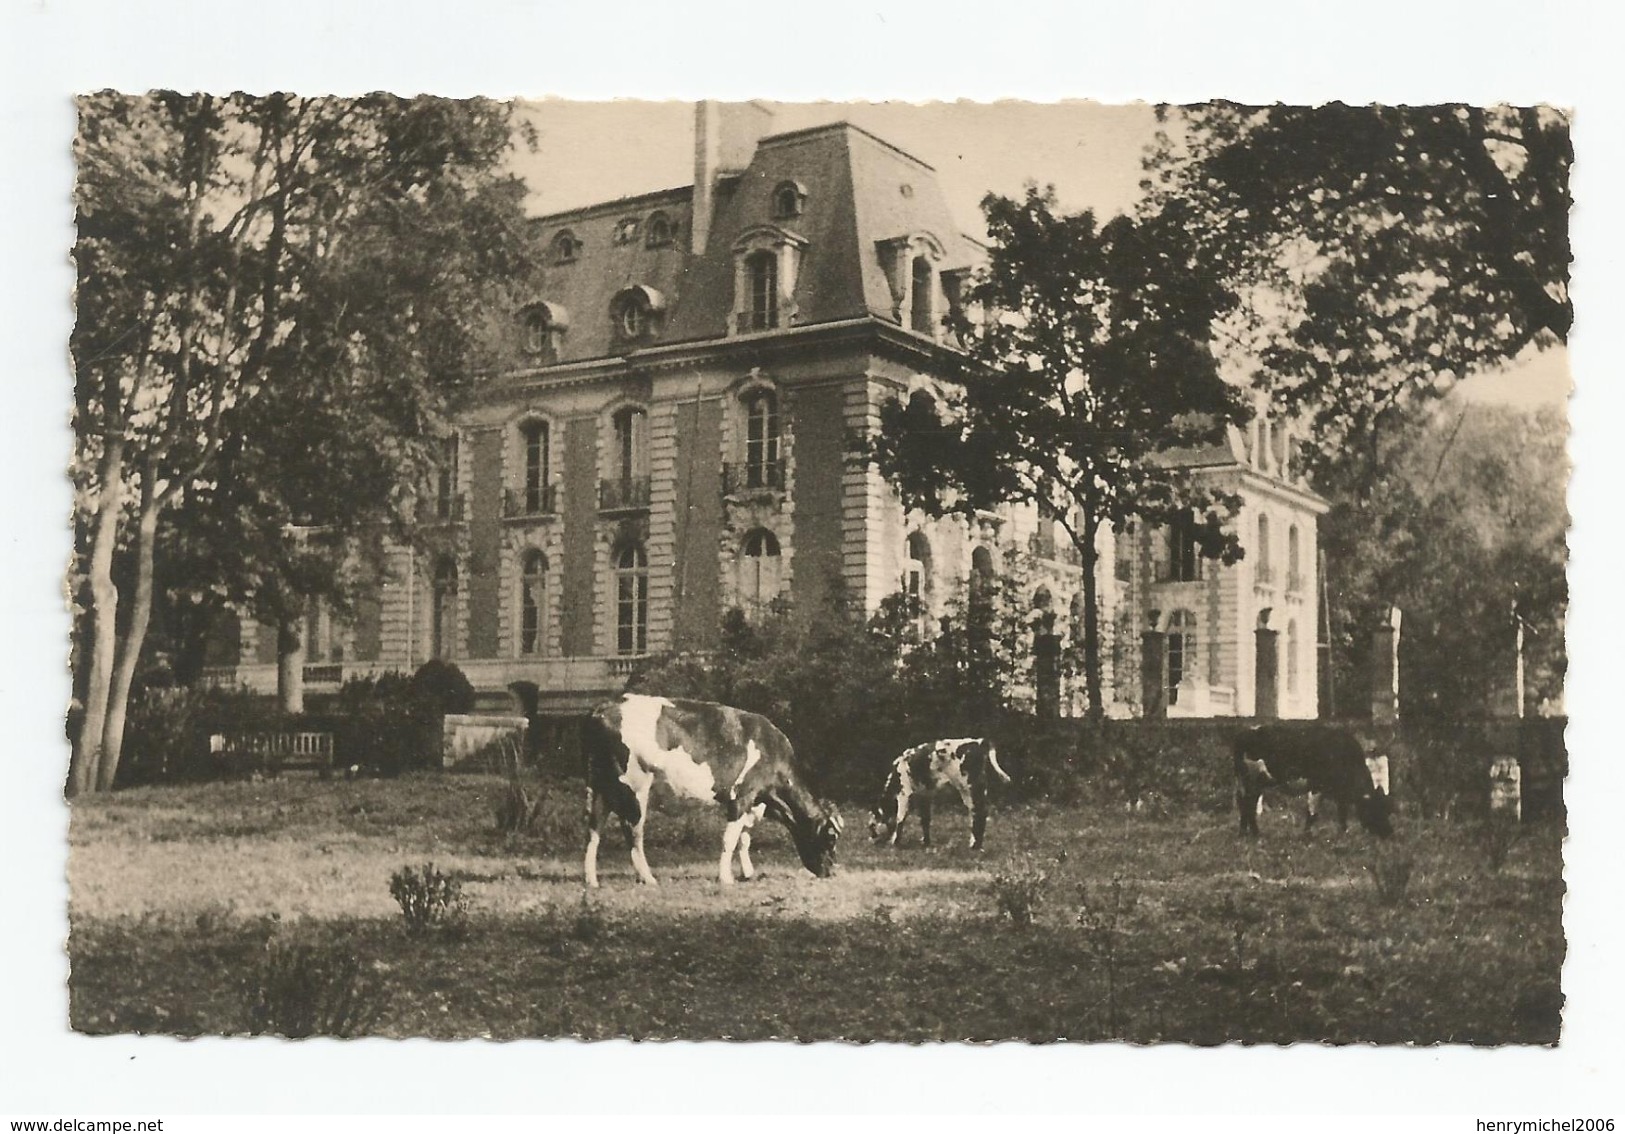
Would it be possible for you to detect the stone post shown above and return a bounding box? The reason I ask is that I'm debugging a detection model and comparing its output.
[1371,606,1402,724]
[1033,610,1060,719]
[1140,628,1167,720]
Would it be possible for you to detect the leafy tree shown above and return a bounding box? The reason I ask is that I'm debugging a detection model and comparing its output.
[1144,104,1570,475]
[1319,398,1567,719]
[70,92,533,793]
[870,188,1247,720]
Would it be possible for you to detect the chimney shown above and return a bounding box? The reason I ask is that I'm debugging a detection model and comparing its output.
[691,100,775,255]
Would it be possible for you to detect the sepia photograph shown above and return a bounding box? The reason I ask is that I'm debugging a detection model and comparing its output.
[62,92,1569,1044]
[3,0,1617,1123]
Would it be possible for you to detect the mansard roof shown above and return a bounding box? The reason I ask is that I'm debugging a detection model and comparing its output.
[523,121,982,365]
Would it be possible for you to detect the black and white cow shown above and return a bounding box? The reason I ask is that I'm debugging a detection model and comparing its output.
[1233,723,1393,837]
[868,738,1012,850]
[583,693,843,887]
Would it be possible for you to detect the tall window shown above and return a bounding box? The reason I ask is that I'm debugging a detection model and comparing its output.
[1256,513,1273,583]
[615,543,649,655]
[520,549,547,656]
[436,435,459,521]
[302,597,340,663]
[905,532,932,638]
[431,557,458,660]
[613,407,646,484]
[1287,524,1301,590]
[1167,610,1197,705]
[521,419,549,513]
[1167,517,1202,582]
[910,256,934,334]
[744,389,780,487]
[1286,618,1300,697]
[746,251,778,331]
[739,528,782,614]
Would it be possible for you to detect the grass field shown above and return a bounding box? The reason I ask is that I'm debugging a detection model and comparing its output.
[66,771,1565,1043]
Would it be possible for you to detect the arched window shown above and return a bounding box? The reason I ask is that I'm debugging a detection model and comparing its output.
[614,543,649,656]
[771,180,806,220]
[739,528,783,614]
[745,250,778,331]
[520,419,550,514]
[519,549,548,656]
[1256,513,1274,584]
[431,557,458,660]
[969,546,995,607]
[551,229,579,264]
[645,211,675,248]
[523,309,549,357]
[910,256,935,334]
[1167,609,1197,705]
[743,389,780,488]
[1287,524,1301,591]
[1286,618,1300,697]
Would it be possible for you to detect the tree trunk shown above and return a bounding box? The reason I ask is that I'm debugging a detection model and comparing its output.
[68,432,125,796]
[1078,509,1105,722]
[277,617,306,715]
[96,481,161,792]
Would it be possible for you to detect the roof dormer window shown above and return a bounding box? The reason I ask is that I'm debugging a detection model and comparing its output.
[730,226,808,336]
[518,301,569,363]
[611,285,665,345]
[551,229,580,265]
[771,180,807,220]
[613,217,640,246]
[645,211,676,248]
[877,231,946,337]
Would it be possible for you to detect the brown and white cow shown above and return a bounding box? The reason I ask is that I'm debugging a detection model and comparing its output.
[868,738,1012,850]
[583,693,843,887]
[1233,723,1393,837]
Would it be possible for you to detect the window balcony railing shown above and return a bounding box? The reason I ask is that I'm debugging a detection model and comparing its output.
[420,494,466,525]
[723,460,783,495]
[502,484,558,519]
[598,476,651,513]
[735,310,779,334]
[302,663,344,686]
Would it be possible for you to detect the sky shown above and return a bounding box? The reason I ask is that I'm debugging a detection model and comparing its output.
[510,98,1569,408]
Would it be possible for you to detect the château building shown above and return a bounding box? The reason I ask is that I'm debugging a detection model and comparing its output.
[202,102,1327,720]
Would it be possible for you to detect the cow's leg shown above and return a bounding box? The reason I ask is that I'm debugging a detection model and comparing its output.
[889,790,912,847]
[969,780,990,850]
[584,785,604,888]
[1305,790,1321,832]
[627,785,658,886]
[718,814,747,885]
[917,792,934,849]
[1237,782,1262,836]
[735,804,766,881]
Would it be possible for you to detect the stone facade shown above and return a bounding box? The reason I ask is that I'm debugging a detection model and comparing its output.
[203,104,1326,719]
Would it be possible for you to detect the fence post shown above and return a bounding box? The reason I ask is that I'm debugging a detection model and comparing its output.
[1371,606,1402,724]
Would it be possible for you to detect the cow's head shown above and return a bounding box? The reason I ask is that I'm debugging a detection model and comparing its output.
[793,805,843,877]
[1357,787,1395,837]
[868,770,904,842]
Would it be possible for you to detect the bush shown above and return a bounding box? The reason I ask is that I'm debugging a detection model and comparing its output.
[409,659,476,717]
[1369,849,1415,906]
[245,935,389,1037]
[389,862,468,938]
[119,686,302,786]
[990,852,1051,928]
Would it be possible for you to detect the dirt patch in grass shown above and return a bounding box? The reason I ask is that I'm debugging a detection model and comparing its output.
[65,775,1565,1043]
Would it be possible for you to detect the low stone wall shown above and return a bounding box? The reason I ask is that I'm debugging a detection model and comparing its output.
[441,714,529,770]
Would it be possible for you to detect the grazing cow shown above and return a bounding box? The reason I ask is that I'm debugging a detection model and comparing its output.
[1233,723,1393,837]
[868,738,1012,850]
[583,693,843,887]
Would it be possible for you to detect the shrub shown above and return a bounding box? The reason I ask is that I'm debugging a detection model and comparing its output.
[990,852,1050,928]
[1369,849,1415,906]
[388,862,468,938]
[119,686,297,785]
[1480,812,1524,872]
[409,660,476,717]
[245,936,389,1038]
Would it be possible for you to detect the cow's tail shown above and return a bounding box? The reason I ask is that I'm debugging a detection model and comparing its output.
[986,743,1012,785]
